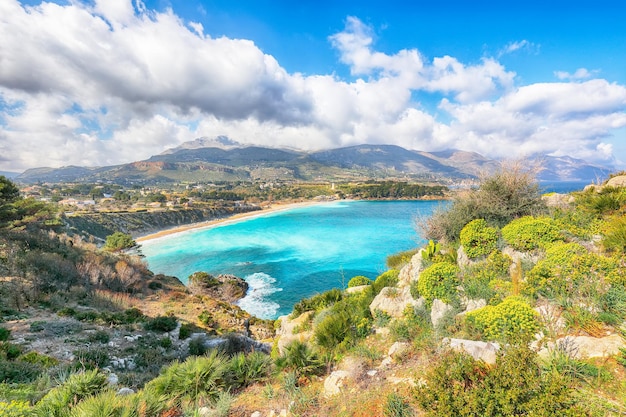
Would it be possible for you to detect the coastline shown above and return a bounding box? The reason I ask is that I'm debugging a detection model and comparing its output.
[136,200,338,242]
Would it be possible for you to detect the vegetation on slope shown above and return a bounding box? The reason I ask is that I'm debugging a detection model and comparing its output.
[2,169,626,416]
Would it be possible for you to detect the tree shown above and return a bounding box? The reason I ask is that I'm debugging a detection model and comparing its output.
[104,232,136,252]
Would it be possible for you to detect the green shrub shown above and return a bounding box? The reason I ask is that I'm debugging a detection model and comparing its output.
[0,360,43,383]
[88,330,110,344]
[372,269,400,295]
[145,350,228,404]
[459,219,498,259]
[103,232,136,252]
[73,347,110,369]
[574,185,626,216]
[417,263,460,305]
[65,390,164,417]
[601,214,626,254]
[0,328,9,341]
[415,346,586,417]
[275,340,324,378]
[524,242,622,299]
[0,342,22,360]
[18,351,58,367]
[188,337,207,356]
[227,351,272,389]
[314,310,352,349]
[501,216,563,251]
[384,393,413,417]
[462,250,512,301]
[144,315,177,333]
[347,275,372,288]
[387,248,419,269]
[178,322,194,340]
[291,288,343,317]
[198,310,215,327]
[34,370,108,417]
[465,297,539,343]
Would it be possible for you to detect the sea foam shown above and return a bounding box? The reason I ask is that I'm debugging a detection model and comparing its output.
[237,272,283,319]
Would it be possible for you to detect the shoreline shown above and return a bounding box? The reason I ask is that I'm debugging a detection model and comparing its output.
[136,200,338,243]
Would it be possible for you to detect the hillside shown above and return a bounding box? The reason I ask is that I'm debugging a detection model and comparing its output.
[15,139,613,184]
[1,172,626,416]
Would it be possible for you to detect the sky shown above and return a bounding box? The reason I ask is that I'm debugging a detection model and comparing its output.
[1,0,625,173]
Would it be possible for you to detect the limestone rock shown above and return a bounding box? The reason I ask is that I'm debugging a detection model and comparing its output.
[275,311,314,354]
[464,299,486,314]
[369,286,423,318]
[251,412,263,417]
[606,175,626,188]
[397,249,424,287]
[542,193,575,208]
[431,299,453,327]
[444,338,500,365]
[346,285,370,294]
[388,341,411,360]
[323,370,350,397]
[116,387,135,396]
[554,335,626,359]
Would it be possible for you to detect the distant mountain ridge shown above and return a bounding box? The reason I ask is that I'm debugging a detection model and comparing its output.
[15,138,613,184]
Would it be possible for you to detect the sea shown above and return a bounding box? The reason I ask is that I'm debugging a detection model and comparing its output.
[141,181,589,320]
[141,200,443,319]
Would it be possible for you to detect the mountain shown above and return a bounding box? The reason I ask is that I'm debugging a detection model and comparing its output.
[14,138,614,185]
[0,171,20,178]
[534,155,612,182]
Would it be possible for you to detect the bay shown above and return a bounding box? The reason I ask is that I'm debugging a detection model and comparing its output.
[141,200,443,319]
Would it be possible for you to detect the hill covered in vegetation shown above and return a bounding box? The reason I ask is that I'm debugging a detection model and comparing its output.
[1,169,626,416]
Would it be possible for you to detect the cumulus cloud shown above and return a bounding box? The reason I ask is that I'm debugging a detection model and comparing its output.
[0,1,624,172]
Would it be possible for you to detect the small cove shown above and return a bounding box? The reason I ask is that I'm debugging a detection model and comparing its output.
[141,200,443,319]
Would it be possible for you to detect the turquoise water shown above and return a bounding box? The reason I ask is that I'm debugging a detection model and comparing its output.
[141,200,443,319]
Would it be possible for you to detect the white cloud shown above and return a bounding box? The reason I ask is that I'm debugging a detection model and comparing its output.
[499,40,538,57]
[0,2,624,172]
[554,68,599,80]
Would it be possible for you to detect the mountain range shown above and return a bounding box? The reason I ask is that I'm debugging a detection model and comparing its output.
[15,137,613,184]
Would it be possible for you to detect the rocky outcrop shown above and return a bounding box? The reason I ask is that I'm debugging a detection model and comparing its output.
[431,299,453,327]
[323,370,350,397]
[275,311,315,354]
[444,338,500,364]
[542,193,575,208]
[369,287,423,318]
[543,335,626,359]
[397,249,424,287]
[188,272,249,303]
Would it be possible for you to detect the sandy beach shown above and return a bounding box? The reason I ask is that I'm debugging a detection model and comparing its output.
[136,200,337,242]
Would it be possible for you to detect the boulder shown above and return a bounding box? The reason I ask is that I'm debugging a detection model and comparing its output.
[388,341,411,360]
[542,193,575,208]
[369,286,423,318]
[431,299,453,327]
[346,285,370,294]
[463,299,486,314]
[275,311,314,354]
[606,175,626,188]
[444,338,500,365]
[116,387,135,396]
[323,370,350,397]
[188,272,249,303]
[397,250,424,287]
[553,335,626,359]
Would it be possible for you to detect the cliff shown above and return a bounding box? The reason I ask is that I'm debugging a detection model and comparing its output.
[63,205,261,240]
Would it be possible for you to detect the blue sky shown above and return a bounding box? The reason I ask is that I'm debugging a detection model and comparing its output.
[1,0,625,172]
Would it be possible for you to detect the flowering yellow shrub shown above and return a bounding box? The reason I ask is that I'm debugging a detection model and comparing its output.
[466,296,539,342]
[460,219,498,259]
[501,216,563,251]
[417,262,460,305]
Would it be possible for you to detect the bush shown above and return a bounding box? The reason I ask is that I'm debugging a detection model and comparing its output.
[145,351,229,404]
[372,269,400,295]
[188,337,207,356]
[384,393,413,417]
[103,232,136,252]
[601,214,626,254]
[417,263,460,305]
[228,351,272,389]
[34,370,108,417]
[501,216,563,251]
[415,346,586,416]
[347,275,372,287]
[459,219,498,259]
[144,315,177,333]
[465,297,539,343]
[524,242,622,299]
[386,249,419,269]
[0,400,31,417]
[422,162,545,242]
[178,322,194,340]
[275,340,324,378]
[0,360,43,383]
[73,347,110,369]
[462,250,512,301]
[0,328,9,341]
[291,288,343,317]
